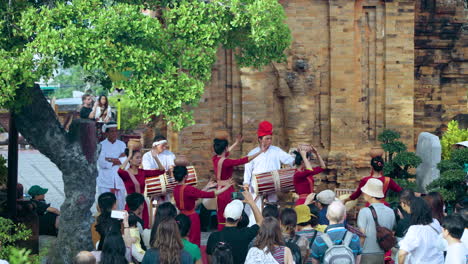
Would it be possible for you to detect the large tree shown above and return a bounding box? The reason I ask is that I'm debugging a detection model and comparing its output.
[0,0,290,262]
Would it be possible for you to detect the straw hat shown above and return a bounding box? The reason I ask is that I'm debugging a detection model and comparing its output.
[361,178,384,198]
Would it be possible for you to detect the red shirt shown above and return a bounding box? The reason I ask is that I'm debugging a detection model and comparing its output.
[293,167,324,195]
[173,185,215,211]
[349,175,402,200]
[118,168,165,194]
[212,155,249,181]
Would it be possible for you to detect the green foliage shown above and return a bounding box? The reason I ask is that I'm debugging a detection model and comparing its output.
[0,155,7,186]
[48,65,106,99]
[378,129,400,143]
[427,170,466,202]
[108,95,146,131]
[8,248,33,264]
[440,120,468,160]
[381,141,407,156]
[0,0,291,131]
[429,146,467,204]
[392,152,422,170]
[0,217,32,260]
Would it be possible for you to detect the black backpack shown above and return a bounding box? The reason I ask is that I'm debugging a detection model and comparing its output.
[285,235,302,264]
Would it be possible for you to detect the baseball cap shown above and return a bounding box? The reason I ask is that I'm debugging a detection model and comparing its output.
[224,200,244,221]
[28,185,48,197]
[316,190,336,205]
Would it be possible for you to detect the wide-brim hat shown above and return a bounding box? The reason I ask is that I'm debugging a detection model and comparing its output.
[295,204,316,224]
[361,178,384,198]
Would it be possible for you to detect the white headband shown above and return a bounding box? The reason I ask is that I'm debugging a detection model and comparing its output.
[152,140,167,147]
[102,124,118,133]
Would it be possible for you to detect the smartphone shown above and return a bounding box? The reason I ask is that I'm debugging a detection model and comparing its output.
[111,210,126,219]
[231,191,244,201]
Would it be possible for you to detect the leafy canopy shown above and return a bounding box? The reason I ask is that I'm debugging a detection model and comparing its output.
[0,0,291,130]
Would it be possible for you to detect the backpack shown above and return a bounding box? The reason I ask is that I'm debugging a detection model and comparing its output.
[369,206,397,252]
[285,235,302,264]
[322,231,355,264]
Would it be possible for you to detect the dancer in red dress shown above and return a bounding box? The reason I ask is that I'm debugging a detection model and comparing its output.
[343,156,402,206]
[212,134,267,230]
[293,145,326,205]
[118,148,165,228]
[173,165,232,247]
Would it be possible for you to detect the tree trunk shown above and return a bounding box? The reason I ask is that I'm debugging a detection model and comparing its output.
[14,84,97,263]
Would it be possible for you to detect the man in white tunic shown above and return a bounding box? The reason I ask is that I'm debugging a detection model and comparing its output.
[142,135,175,202]
[97,122,127,210]
[243,121,294,226]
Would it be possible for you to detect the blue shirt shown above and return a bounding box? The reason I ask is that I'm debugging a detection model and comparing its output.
[311,224,362,261]
[318,207,329,225]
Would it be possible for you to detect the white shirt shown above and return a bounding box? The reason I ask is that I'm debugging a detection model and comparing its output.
[445,242,468,264]
[462,229,468,249]
[243,145,294,186]
[97,139,127,189]
[399,220,444,264]
[95,106,112,123]
[142,150,175,171]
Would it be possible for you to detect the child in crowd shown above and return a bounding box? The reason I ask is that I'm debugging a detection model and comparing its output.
[442,215,468,264]
[175,214,202,264]
[295,204,322,264]
[128,214,146,263]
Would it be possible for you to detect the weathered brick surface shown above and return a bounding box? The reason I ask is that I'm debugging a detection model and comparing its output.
[159,0,466,190]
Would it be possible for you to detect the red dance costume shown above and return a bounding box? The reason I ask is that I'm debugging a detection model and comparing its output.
[118,168,165,228]
[174,184,215,247]
[212,154,249,230]
[293,167,324,205]
[349,174,402,204]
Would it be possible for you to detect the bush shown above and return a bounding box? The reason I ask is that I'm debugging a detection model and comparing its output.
[108,94,146,132]
[440,120,468,160]
[0,217,32,260]
[428,148,468,205]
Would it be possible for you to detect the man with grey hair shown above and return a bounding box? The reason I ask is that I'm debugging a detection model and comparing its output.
[74,251,96,264]
[311,200,362,264]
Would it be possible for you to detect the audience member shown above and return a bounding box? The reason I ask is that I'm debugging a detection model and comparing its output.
[423,191,445,224]
[398,197,444,264]
[125,192,145,232]
[28,185,60,236]
[311,201,361,264]
[206,188,263,264]
[80,94,97,119]
[442,215,468,264]
[142,219,192,264]
[279,208,308,263]
[175,214,202,264]
[315,189,336,225]
[211,242,234,264]
[100,225,129,264]
[74,251,96,264]
[245,217,294,264]
[262,204,279,219]
[394,189,415,239]
[460,208,468,247]
[95,192,120,250]
[128,214,146,263]
[95,95,112,123]
[149,202,177,247]
[357,178,395,264]
[295,204,322,264]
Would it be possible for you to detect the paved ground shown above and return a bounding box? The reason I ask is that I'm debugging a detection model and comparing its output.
[2,146,211,245]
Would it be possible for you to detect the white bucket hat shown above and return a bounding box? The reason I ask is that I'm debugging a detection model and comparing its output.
[361,178,385,198]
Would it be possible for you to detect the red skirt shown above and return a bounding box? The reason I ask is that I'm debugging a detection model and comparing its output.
[183,210,201,247]
[216,186,235,231]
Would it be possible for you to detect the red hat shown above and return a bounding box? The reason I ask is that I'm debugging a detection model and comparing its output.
[257,121,273,137]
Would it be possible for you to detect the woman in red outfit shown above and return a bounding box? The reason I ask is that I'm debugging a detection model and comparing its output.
[212,135,267,230]
[343,156,402,206]
[293,145,326,205]
[173,165,232,247]
[118,148,165,228]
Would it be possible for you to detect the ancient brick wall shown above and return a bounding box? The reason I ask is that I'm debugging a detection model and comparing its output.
[166,0,465,191]
[414,0,467,138]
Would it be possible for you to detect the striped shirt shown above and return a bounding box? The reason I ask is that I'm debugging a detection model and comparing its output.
[311,224,362,262]
[272,246,286,264]
[297,228,322,264]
